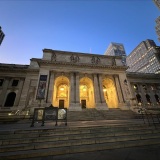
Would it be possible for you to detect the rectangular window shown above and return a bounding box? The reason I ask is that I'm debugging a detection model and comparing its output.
[12,80,19,86]
[0,79,4,86]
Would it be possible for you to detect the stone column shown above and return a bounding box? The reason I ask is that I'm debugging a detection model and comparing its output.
[70,72,75,104]
[69,72,81,111]
[0,78,10,107]
[148,85,156,106]
[137,84,141,93]
[46,71,55,104]
[75,72,80,104]
[98,74,106,103]
[117,74,131,110]
[18,77,31,109]
[113,75,124,104]
[14,79,25,106]
[93,74,101,103]
[94,74,108,110]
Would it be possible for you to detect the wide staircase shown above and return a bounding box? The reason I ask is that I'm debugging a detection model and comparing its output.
[67,108,140,121]
[0,108,160,159]
[0,121,160,159]
[0,108,140,123]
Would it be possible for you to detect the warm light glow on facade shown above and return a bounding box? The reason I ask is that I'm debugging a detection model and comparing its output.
[103,88,107,92]
[60,87,64,91]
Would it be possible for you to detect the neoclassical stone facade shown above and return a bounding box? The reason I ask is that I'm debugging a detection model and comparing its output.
[127,72,160,108]
[0,49,160,113]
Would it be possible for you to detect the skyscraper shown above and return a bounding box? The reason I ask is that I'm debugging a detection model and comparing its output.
[153,0,160,41]
[104,42,126,64]
[153,0,160,9]
[0,26,5,45]
[126,39,160,73]
[155,16,160,41]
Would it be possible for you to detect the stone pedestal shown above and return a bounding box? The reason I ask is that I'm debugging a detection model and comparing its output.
[96,103,108,110]
[119,105,130,110]
[119,100,130,110]
[118,102,125,107]
[69,103,82,111]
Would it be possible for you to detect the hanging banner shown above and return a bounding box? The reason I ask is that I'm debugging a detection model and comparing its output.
[36,75,47,99]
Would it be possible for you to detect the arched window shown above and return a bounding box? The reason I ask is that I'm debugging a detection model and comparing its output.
[4,92,16,107]
[146,94,151,104]
[155,94,160,104]
[136,94,142,103]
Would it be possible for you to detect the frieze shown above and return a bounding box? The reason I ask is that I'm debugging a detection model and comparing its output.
[51,53,56,61]
[91,56,100,64]
[112,58,116,66]
[70,55,79,63]
[37,60,127,71]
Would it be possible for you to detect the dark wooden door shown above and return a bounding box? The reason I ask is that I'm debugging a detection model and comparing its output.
[81,100,86,108]
[59,100,64,108]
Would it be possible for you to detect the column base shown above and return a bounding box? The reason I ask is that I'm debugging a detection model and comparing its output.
[119,105,130,110]
[118,100,131,110]
[118,102,125,107]
[96,103,109,110]
[69,103,82,111]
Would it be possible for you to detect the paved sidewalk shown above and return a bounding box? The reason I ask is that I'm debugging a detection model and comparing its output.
[25,144,160,160]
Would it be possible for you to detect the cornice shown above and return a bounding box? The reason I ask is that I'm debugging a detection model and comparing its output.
[36,59,127,70]
[0,67,39,73]
[42,48,122,59]
[126,72,160,79]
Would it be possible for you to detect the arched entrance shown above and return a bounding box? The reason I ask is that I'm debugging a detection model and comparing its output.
[155,94,160,104]
[102,78,118,108]
[80,77,95,108]
[146,94,151,104]
[4,92,16,107]
[136,94,142,104]
[53,76,69,108]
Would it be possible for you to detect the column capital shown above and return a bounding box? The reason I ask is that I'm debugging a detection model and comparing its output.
[69,72,74,76]
[19,77,25,81]
[69,72,80,77]
[112,74,119,78]
[5,77,11,81]
[75,72,79,75]
[98,74,102,77]
[93,73,98,77]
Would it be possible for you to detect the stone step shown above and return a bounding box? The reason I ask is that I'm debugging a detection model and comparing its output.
[0,108,140,123]
[0,137,160,159]
[1,126,159,146]
[1,130,160,153]
[0,125,159,146]
[0,121,160,159]
[67,109,140,121]
[0,124,156,140]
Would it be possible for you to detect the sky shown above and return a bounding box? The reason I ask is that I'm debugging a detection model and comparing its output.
[0,0,160,65]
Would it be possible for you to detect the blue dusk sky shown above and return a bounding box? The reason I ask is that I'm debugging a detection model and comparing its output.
[0,0,159,64]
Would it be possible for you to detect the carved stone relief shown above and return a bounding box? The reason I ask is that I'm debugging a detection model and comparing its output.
[91,56,100,64]
[70,55,79,63]
[112,58,116,66]
[51,53,56,61]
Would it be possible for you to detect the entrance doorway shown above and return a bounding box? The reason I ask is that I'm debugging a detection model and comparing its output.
[81,100,86,109]
[59,100,64,108]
